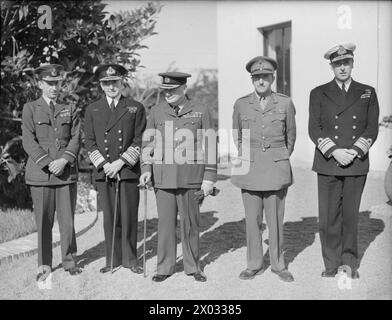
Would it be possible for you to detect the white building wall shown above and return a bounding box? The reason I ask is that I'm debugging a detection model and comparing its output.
[217,1,392,172]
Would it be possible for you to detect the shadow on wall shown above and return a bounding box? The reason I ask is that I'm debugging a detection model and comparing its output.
[74,210,384,273]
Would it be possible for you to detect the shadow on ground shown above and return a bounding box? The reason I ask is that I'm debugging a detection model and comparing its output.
[73,210,384,273]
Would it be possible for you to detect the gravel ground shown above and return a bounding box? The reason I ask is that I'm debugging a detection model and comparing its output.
[0,164,391,300]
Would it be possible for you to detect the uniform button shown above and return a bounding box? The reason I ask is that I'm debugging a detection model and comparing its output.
[104,139,107,143]
[175,127,178,130]
[105,132,108,135]
[54,128,57,131]
[334,125,338,129]
[353,115,357,119]
[118,130,122,133]
[105,147,108,151]
[118,138,122,142]
[262,136,265,139]
[335,136,338,139]
[352,136,356,139]
[335,115,338,119]
[262,148,266,152]
[107,154,110,158]
[262,125,265,128]
[353,125,356,129]
[262,114,265,117]
[119,146,122,149]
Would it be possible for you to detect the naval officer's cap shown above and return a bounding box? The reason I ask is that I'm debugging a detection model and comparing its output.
[324,43,356,62]
[95,64,127,81]
[35,64,65,81]
[246,56,278,75]
[158,72,192,89]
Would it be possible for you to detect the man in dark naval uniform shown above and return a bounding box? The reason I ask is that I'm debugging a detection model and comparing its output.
[231,56,296,282]
[139,72,217,282]
[308,43,379,279]
[84,64,146,274]
[22,64,82,281]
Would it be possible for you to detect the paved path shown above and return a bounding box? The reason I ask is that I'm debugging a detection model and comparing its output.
[0,164,391,299]
[0,210,98,266]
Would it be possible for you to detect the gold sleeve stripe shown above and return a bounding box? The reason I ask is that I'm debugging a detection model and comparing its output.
[88,150,106,168]
[121,146,140,166]
[317,137,336,155]
[354,137,372,155]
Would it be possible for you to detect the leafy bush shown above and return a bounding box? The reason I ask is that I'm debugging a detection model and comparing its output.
[0,1,162,209]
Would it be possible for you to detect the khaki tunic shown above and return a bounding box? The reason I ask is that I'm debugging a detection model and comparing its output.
[231,92,296,191]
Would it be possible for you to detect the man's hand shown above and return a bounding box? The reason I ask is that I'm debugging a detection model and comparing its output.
[331,149,356,166]
[346,149,359,158]
[104,159,125,179]
[201,180,214,196]
[48,158,68,176]
[139,172,152,188]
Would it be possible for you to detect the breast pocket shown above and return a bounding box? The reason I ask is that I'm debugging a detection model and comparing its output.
[270,112,286,133]
[59,117,72,139]
[34,114,51,138]
[240,115,255,129]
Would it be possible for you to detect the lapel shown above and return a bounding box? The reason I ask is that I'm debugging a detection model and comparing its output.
[53,103,68,119]
[337,80,364,115]
[162,100,177,117]
[249,92,262,113]
[322,80,345,108]
[105,95,129,131]
[37,97,50,114]
[262,92,278,114]
[177,98,193,117]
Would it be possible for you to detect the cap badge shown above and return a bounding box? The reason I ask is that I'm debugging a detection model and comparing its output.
[337,46,347,55]
[107,67,115,76]
[164,77,170,83]
[51,69,58,76]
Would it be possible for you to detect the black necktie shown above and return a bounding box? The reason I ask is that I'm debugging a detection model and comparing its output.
[341,83,347,98]
[49,101,55,119]
[173,105,180,116]
[110,100,115,112]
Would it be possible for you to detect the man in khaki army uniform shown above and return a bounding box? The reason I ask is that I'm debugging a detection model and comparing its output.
[22,64,82,281]
[139,72,217,282]
[84,64,146,274]
[309,43,379,279]
[231,56,296,282]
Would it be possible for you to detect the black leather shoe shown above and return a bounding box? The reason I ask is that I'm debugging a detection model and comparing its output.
[152,274,171,282]
[192,271,207,282]
[321,269,338,277]
[351,270,360,279]
[36,270,51,282]
[67,266,82,275]
[271,269,294,282]
[127,265,143,274]
[100,266,119,274]
[239,267,265,280]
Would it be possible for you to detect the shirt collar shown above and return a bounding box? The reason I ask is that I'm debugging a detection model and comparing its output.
[42,95,56,106]
[335,77,352,91]
[106,95,121,108]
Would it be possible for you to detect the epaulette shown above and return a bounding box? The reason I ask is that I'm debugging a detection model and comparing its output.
[238,92,253,100]
[275,92,289,98]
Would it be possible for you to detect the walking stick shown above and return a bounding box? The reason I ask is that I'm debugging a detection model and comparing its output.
[110,174,121,274]
[143,187,148,278]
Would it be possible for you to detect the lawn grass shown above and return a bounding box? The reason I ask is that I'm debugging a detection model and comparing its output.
[0,209,36,244]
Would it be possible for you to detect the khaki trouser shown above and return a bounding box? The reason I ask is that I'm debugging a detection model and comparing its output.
[241,188,287,272]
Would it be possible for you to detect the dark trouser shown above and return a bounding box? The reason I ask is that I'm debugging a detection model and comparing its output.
[317,174,367,271]
[241,188,287,272]
[30,183,77,270]
[96,179,139,268]
[155,188,201,275]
